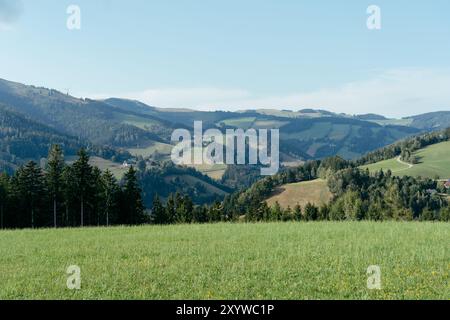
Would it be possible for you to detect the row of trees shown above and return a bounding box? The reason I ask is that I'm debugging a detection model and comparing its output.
[0,146,145,229]
[150,156,449,224]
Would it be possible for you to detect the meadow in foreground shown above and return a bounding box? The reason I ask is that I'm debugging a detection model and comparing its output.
[0,222,448,300]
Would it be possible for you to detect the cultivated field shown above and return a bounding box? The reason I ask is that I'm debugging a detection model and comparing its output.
[266,179,333,209]
[1,222,448,300]
[362,141,450,179]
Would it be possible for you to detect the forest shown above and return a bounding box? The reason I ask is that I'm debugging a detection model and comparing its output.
[1,127,450,229]
[0,146,145,229]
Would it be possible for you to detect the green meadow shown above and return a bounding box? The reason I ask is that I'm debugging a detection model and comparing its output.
[362,141,450,179]
[0,222,448,300]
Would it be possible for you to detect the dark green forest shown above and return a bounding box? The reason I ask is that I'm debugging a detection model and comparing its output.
[0,146,145,229]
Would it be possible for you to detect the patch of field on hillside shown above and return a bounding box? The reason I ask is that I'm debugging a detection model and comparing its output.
[164,174,228,196]
[0,222,448,300]
[362,141,450,179]
[219,117,256,129]
[266,179,333,209]
[187,163,227,180]
[66,156,127,179]
[127,141,173,158]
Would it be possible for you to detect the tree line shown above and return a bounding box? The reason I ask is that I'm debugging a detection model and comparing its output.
[0,146,145,229]
[150,156,449,224]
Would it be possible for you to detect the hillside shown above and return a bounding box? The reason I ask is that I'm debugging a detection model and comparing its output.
[0,104,84,173]
[104,98,423,161]
[265,179,333,209]
[362,140,450,179]
[404,111,450,131]
[3,79,449,166]
[0,79,176,147]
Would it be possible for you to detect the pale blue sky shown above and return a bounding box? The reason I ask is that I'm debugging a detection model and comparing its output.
[1,0,449,116]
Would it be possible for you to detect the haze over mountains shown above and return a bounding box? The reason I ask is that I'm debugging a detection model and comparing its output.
[0,77,449,174]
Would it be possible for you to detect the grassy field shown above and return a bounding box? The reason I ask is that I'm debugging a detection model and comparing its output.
[0,222,448,300]
[127,141,173,158]
[66,156,127,179]
[266,179,333,209]
[362,141,450,179]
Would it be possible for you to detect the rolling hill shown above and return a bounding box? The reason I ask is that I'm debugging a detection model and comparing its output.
[3,78,448,166]
[265,179,333,209]
[362,140,450,179]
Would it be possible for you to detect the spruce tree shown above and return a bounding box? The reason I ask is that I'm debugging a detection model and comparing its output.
[151,195,166,224]
[17,162,45,228]
[101,170,119,226]
[46,145,64,228]
[72,149,93,227]
[122,166,145,225]
[0,173,10,229]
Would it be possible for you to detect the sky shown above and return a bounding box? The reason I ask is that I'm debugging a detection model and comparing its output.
[0,0,449,117]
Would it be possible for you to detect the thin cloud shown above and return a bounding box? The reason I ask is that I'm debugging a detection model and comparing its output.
[87,68,450,118]
[0,0,23,30]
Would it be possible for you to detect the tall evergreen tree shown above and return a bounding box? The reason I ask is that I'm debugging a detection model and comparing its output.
[46,144,64,228]
[122,166,145,225]
[0,173,10,229]
[72,149,93,226]
[151,194,166,224]
[16,162,46,228]
[101,170,119,226]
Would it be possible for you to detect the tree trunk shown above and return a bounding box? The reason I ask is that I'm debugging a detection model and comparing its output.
[106,210,109,227]
[31,208,34,229]
[66,205,69,227]
[81,195,84,227]
[1,204,3,229]
[53,198,57,228]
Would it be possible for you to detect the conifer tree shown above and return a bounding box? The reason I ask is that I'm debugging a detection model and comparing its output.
[72,149,93,226]
[0,173,10,229]
[151,194,166,224]
[122,166,145,224]
[101,170,119,226]
[46,145,64,228]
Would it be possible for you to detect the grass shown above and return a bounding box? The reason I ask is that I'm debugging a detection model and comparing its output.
[187,163,228,180]
[0,222,448,300]
[219,117,256,129]
[266,179,333,209]
[362,141,450,179]
[127,141,173,158]
[66,156,127,179]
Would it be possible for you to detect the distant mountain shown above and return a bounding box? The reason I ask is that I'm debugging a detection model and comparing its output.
[356,113,388,121]
[404,111,450,130]
[105,98,423,160]
[1,78,448,165]
[0,79,176,147]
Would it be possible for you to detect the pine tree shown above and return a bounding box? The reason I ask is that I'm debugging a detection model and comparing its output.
[293,204,302,221]
[61,166,76,227]
[91,167,103,226]
[151,195,166,224]
[304,203,318,221]
[101,170,119,226]
[165,194,176,224]
[16,162,46,228]
[72,149,93,226]
[46,145,64,228]
[122,166,145,225]
[0,173,10,229]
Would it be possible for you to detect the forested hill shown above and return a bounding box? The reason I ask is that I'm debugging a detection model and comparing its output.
[0,78,176,147]
[0,104,83,173]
